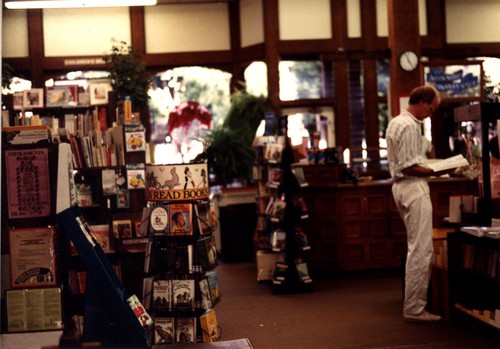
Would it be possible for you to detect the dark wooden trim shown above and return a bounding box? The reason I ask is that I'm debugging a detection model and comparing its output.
[130,7,146,55]
[421,0,446,49]
[334,60,349,148]
[263,0,280,114]
[363,59,379,149]
[27,9,44,87]
[331,0,347,50]
[143,51,234,68]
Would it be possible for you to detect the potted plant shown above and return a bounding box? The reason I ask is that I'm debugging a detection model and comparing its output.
[103,40,151,109]
[197,89,271,187]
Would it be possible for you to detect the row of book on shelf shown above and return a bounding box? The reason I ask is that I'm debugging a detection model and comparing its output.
[67,200,217,255]
[148,308,220,345]
[273,258,312,285]
[65,123,146,169]
[461,243,500,280]
[144,235,218,275]
[142,271,221,313]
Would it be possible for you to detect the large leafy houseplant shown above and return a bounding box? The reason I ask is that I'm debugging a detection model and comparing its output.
[103,40,151,109]
[198,89,271,186]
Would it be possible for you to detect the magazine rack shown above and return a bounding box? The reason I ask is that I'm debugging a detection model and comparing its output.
[58,205,148,347]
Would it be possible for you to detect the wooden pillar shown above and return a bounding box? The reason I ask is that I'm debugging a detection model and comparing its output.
[263,0,281,116]
[27,9,44,87]
[387,0,422,117]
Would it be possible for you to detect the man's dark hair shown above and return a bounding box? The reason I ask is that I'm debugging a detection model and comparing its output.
[408,85,438,105]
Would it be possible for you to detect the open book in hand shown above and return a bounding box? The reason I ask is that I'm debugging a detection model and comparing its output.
[425,154,469,172]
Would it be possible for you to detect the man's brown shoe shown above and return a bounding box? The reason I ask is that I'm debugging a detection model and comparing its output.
[403,310,442,322]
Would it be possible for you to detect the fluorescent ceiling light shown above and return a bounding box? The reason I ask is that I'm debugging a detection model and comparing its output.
[4,0,157,9]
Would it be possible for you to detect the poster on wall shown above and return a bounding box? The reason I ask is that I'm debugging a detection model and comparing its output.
[145,162,209,202]
[423,60,484,102]
[4,147,51,219]
[9,227,57,288]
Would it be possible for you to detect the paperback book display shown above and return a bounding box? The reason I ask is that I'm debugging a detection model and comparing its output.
[142,161,222,344]
[252,116,314,293]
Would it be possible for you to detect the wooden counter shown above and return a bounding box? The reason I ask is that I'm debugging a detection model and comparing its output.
[300,177,478,274]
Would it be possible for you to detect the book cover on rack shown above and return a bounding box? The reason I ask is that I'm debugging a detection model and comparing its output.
[112,219,133,239]
[124,124,146,152]
[169,203,193,235]
[272,261,289,284]
[270,197,287,222]
[295,227,311,251]
[154,317,175,344]
[199,277,212,310]
[175,317,196,344]
[268,168,284,188]
[149,205,170,235]
[126,163,146,190]
[199,308,220,343]
[196,235,218,271]
[172,279,195,310]
[205,271,220,305]
[291,166,309,187]
[153,279,171,311]
[194,201,216,235]
[296,260,312,283]
[89,224,113,253]
[271,229,287,252]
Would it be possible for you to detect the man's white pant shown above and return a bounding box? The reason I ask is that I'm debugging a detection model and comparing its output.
[392,179,433,315]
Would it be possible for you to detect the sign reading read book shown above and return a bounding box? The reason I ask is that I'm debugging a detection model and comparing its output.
[145,163,209,202]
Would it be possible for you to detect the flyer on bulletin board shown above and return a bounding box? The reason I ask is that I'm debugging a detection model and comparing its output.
[9,227,57,288]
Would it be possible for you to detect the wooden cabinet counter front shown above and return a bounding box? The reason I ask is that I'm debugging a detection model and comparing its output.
[300,177,478,274]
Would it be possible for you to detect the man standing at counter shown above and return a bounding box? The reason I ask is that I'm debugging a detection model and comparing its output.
[386,85,446,322]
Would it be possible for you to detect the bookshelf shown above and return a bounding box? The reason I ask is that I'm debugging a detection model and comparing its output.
[253,116,313,293]
[447,231,500,330]
[1,89,150,341]
[141,162,222,345]
[446,102,500,330]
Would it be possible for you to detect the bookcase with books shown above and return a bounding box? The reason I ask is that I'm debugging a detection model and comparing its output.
[1,89,150,343]
[141,162,222,345]
[253,115,313,294]
[446,102,500,330]
[0,135,64,335]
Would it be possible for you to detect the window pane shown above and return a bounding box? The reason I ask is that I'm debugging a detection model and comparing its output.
[279,60,327,101]
[377,58,389,97]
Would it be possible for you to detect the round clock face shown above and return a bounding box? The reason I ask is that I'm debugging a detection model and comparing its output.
[399,51,419,72]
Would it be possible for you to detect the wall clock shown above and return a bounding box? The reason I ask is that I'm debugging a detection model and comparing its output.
[399,51,419,72]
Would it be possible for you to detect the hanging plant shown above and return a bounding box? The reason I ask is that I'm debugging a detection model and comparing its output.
[103,39,151,108]
[2,62,15,90]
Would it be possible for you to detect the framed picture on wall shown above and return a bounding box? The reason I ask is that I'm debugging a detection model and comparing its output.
[13,92,24,110]
[89,82,112,105]
[422,60,484,102]
[46,86,78,107]
[23,88,44,108]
